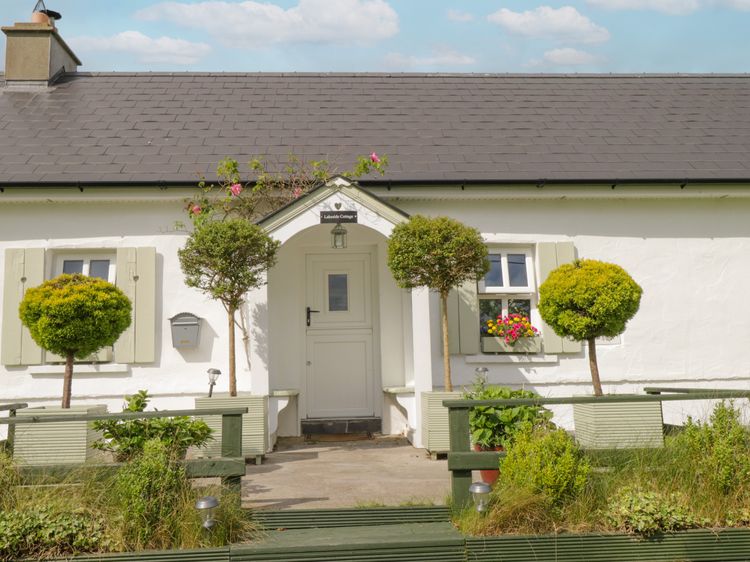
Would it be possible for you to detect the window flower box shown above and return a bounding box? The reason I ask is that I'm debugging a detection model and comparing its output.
[481,336,542,354]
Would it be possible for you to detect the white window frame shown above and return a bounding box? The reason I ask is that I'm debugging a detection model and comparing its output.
[478,247,539,351]
[52,251,116,283]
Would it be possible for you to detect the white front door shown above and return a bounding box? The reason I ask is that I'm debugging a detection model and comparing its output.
[305,252,374,418]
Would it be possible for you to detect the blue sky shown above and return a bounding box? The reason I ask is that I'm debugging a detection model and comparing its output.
[2,0,749,72]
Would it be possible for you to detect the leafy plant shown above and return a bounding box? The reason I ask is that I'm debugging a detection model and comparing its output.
[179,219,280,396]
[605,487,701,537]
[109,439,192,550]
[18,274,132,408]
[93,390,212,461]
[538,259,642,396]
[676,401,750,495]
[463,376,552,449]
[387,215,489,391]
[0,506,107,561]
[499,428,590,506]
[484,313,539,345]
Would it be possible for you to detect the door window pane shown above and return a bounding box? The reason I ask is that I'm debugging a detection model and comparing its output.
[508,299,531,318]
[89,260,110,280]
[328,274,348,311]
[62,260,84,274]
[484,255,503,287]
[508,254,528,287]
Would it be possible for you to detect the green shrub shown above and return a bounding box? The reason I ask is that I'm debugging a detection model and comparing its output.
[463,376,552,449]
[0,506,107,561]
[499,428,590,506]
[109,439,192,550]
[93,390,212,461]
[606,487,701,537]
[676,401,750,495]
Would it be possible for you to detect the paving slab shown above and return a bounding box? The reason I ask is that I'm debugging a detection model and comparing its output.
[241,436,450,510]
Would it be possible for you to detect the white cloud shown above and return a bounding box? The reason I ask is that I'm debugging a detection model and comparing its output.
[70,31,211,65]
[586,0,700,14]
[447,9,474,22]
[717,0,750,9]
[538,47,601,66]
[487,6,610,44]
[383,48,476,69]
[136,0,399,48]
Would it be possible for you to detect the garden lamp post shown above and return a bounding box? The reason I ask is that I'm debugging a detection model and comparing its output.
[207,368,221,398]
[469,481,491,513]
[195,495,219,529]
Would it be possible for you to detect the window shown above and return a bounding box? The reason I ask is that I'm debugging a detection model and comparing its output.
[478,249,537,345]
[54,252,115,282]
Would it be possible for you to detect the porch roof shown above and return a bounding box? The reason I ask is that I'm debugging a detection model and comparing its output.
[1,73,750,187]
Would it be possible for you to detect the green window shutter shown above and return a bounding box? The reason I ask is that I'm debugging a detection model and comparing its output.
[114,247,156,363]
[446,280,480,356]
[2,248,44,366]
[537,241,581,354]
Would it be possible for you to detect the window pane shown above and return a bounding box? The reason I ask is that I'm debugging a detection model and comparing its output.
[89,260,110,280]
[508,299,531,318]
[479,299,503,336]
[484,255,503,287]
[508,254,528,287]
[328,274,348,311]
[62,260,83,274]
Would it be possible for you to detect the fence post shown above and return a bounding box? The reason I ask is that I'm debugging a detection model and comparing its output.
[221,412,243,499]
[448,405,472,510]
[7,407,18,453]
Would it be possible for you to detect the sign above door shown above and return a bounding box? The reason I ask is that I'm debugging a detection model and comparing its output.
[320,210,358,223]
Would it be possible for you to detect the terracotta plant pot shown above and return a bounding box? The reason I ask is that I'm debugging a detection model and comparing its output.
[474,443,503,485]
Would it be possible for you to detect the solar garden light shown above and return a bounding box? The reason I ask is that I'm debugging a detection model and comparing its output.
[195,495,219,529]
[474,366,489,379]
[469,481,491,514]
[207,368,221,398]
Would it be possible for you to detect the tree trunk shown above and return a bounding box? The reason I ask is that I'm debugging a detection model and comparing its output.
[228,306,237,397]
[62,352,74,408]
[440,291,452,392]
[588,337,603,397]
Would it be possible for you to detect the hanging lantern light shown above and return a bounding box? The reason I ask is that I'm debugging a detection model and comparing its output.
[331,223,347,249]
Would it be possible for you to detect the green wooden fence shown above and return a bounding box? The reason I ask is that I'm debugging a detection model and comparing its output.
[0,406,247,494]
[444,388,750,508]
[0,401,27,452]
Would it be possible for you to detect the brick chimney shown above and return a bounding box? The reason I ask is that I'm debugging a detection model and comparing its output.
[2,14,81,88]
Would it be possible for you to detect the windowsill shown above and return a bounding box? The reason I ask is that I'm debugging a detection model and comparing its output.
[29,363,131,376]
[465,354,559,364]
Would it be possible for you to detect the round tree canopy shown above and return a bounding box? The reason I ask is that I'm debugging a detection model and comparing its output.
[538,259,642,341]
[387,215,489,294]
[19,274,132,358]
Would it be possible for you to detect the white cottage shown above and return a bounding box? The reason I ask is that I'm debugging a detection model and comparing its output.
[2,18,750,453]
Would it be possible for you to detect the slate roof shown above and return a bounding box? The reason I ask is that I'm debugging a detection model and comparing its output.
[1,72,749,186]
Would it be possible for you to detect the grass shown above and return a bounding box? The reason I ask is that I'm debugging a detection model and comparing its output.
[455,401,750,538]
[0,442,256,560]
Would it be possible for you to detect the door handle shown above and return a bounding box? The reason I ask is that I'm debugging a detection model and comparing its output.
[306,306,320,326]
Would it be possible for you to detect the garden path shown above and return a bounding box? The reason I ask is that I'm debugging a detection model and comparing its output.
[241,436,450,510]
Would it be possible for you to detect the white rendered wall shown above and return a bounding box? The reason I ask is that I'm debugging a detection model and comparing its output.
[388,196,750,417]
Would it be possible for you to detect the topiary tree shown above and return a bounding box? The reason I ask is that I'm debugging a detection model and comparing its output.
[19,274,132,408]
[387,215,489,391]
[178,219,280,396]
[538,259,642,396]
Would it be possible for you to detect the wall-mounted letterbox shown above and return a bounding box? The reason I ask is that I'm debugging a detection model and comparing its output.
[169,312,202,348]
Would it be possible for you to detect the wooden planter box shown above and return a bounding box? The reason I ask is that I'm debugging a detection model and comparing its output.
[481,337,542,354]
[194,394,267,463]
[12,405,107,465]
[421,391,462,455]
[573,400,664,449]
[465,528,750,562]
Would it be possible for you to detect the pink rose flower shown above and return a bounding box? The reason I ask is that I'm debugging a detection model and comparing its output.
[292,187,303,199]
[230,183,243,196]
[370,152,381,164]
[191,204,202,215]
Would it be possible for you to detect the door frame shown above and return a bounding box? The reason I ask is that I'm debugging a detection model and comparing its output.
[301,245,381,420]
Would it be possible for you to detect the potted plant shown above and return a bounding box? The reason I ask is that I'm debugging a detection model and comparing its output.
[481,313,541,353]
[464,376,552,484]
[14,274,132,465]
[538,259,659,448]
